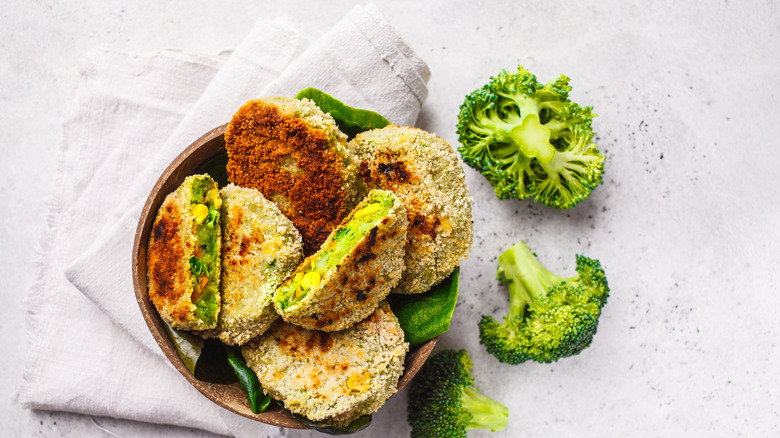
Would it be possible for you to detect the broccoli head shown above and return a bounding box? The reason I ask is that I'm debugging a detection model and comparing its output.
[408,349,508,437]
[479,241,609,364]
[456,66,605,209]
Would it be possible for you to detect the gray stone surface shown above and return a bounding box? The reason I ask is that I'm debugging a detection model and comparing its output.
[2,1,778,436]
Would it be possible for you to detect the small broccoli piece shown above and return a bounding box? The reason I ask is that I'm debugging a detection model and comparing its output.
[408,349,508,437]
[456,66,605,209]
[479,241,609,364]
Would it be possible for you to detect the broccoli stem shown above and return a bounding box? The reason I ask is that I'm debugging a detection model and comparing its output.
[508,113,555,165]
[478,103,556,167]
[504,274,532,321]
[461,386,509,432]
[498,242,568,320]
[495,92,556,165]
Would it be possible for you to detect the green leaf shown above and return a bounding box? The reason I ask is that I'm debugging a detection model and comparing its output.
[226,346,271,414]
[193,339,236,383]
[198,152,230,187]
[295,88,390,139]
[162,320,204,375]
[388,268,460,346]
[190,341,270,413]
[292,413,372,435]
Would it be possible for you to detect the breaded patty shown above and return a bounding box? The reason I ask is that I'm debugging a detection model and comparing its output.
[350,126,473,294]
[147,175,222,331]
[224,97,364,256]
[197,185,303,345]
[241,301,408,425]
[273,189,407,332]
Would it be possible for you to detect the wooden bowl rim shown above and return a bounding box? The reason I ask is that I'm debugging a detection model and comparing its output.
[131,123,437,429]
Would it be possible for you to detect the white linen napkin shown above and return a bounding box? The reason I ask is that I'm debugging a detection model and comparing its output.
[18,4,429,437]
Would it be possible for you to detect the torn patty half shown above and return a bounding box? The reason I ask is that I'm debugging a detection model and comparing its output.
[196,184,303,345]
[147,174,222,331]
[273,189,407,332]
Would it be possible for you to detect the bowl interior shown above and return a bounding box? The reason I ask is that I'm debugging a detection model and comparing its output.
[131,124,437,429]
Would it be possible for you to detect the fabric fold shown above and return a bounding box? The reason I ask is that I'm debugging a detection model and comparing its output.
[17,50,244,438]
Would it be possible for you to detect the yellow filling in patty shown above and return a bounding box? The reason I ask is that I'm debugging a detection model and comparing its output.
[275,191,395,311]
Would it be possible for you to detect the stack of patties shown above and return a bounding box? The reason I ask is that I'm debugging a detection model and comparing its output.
[148,179,303,340]
[219,97,412,424]
[147,95,475,427]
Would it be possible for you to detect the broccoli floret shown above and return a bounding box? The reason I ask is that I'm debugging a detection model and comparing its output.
[479,241,609,364]
[408,349,508,437]
[456,66,605,209]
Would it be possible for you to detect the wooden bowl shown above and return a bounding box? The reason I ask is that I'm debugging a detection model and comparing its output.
[131,124,437,429]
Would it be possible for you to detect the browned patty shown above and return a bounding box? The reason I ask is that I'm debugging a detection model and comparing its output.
[351,126,473,294]
[196,184,303,345]
[224,97,363,256]
[147,175,222,330]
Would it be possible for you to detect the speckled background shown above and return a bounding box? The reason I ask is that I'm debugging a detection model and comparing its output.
[3,1,778,436]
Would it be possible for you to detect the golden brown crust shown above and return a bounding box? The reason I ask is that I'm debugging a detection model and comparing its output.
[302,207,406,331]
[148,198,191,321]
[359,151,441,245]
[224,98,361,255]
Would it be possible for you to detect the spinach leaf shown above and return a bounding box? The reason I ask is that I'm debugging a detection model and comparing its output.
[163,320,204,375]
[190,340,270,413]
[292,413,372,435]
[193,338,236,384]
[226,346,271,414]
[295,88,390,139]
[198,152,230,187]
[388,267,460,346]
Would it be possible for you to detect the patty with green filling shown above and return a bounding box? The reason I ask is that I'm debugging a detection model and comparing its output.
[197,185,304,345]
[350,125,473,295]
[241,301,408,426]
[273,189,407,332]
[147,174,222,331]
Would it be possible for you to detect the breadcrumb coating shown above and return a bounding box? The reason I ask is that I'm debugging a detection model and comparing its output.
[350,126,473,294]
[273,190,407,332]
[241,301,408,425]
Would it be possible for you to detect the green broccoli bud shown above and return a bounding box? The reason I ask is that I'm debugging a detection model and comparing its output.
[479,241,610,364]
[408,349,508,437]
[457,66,605,208]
